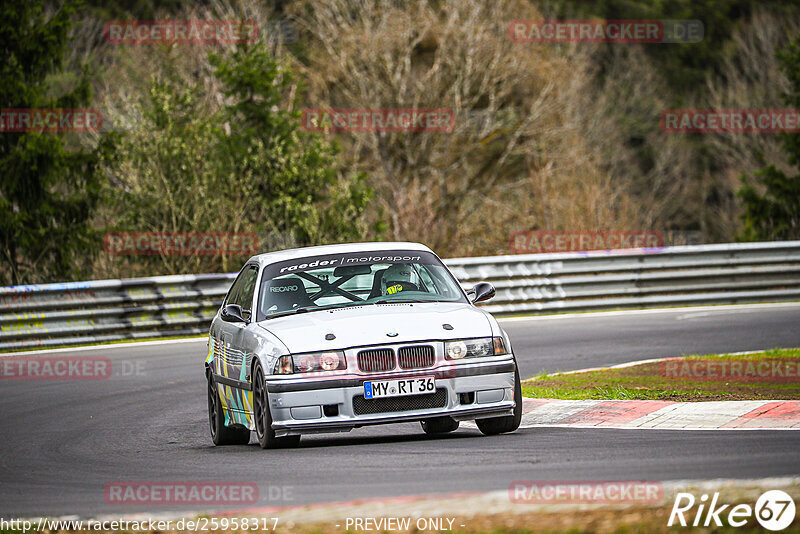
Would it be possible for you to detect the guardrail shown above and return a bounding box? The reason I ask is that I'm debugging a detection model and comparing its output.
[1,241,799,351]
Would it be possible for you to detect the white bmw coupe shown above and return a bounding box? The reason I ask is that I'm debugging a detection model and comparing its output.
[205,242,521,448]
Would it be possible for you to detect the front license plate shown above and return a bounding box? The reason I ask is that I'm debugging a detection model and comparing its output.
[363,376,435,399]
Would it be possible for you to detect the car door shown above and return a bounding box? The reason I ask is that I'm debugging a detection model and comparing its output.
[214,263,259,427]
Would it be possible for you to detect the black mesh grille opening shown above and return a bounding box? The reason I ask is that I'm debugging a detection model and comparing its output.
[357,348,396,372]
[398,345,435,369]
[352,388,447,415]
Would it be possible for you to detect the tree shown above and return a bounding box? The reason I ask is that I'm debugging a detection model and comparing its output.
[101,75,226,276]
[553,0,800,95]
[738,36,800,241]
[102,41,373,277]
[211,43,372,246]
[0,0,105,285]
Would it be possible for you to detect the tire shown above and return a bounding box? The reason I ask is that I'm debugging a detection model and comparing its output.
[421,416,459,435]
[208,372,251,446]
[253,364,301,449]
[476,367,522,436]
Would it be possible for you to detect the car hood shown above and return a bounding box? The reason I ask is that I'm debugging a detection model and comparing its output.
[258,302,491,353]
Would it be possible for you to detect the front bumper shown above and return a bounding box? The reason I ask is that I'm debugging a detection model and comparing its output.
[265,358,516,437]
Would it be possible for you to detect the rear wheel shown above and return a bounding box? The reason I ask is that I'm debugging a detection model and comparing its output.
[208,372,250,446]
[253,364,301,449]
[421,416,459,435]
[476,367,522,436]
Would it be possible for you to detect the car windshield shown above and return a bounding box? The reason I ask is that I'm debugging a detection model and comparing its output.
[257,249,467,319]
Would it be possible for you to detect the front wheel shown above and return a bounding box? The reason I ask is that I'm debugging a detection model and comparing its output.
[208,372,250,446]
[476,367,522,436]
[253,364,301,449]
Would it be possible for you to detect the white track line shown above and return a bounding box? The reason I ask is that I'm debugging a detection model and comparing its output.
[500,399,800,431]
[497,301,800,323]
[530,350,768,378]
[0,337,207,357]
[514,424,800,431]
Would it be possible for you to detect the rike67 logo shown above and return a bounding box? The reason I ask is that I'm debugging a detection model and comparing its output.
[669,490,796,531]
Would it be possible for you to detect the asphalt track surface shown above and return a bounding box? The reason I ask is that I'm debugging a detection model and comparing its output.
[1,303,799,517]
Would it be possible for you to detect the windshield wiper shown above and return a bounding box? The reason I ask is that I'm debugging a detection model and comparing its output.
[373,298,429,304]
[265,307,315,319]
[265,302,366,319]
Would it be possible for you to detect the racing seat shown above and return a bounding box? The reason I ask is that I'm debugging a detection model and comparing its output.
[261,277,315,312]
[367,269,387,300]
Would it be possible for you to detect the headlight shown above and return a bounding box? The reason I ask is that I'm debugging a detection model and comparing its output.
[278,351,347,374]
[445,337,507,360]
[273,354,294,374]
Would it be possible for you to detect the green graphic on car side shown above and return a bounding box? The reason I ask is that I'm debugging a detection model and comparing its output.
[208,335,255,430]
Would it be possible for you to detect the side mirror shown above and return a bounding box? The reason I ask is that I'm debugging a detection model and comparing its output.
[470,282,496,303]
[220,304,248,323]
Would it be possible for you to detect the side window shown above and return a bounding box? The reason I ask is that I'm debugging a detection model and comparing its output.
[224,269,248,308]
[414,265,435,293]
[231,266,259,317]
[225,265,258,310]
[427,265,459,298]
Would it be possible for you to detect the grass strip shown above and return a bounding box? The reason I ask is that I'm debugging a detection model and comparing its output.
[522,348,800,401]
